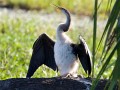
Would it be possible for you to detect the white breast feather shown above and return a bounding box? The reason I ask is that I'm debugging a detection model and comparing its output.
[54,32,79,77]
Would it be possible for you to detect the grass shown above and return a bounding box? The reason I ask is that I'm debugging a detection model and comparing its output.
[0,0,114,16]
[0,14,86,79]
[91,0,120,89]
[0,0,116,80]
[0,9,115,80]
[1,1,119,89]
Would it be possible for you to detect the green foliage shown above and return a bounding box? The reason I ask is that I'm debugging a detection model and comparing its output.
[92,0,98,77]
[0,10,94,79]
[0,2,119,90]
[1,0,113,15]
[91,0,120,89]
[108,18,120,90]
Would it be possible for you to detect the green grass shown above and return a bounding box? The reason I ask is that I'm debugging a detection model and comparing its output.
[91,0,120,89]
[0,0,116,80]
[0,0,119,89]
[1,0,114,15]
[0,9,115,80]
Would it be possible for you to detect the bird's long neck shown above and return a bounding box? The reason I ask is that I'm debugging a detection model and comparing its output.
[56,30,65,42]
[65,11,71,29]
[56,29,71,43]
[56,9,71,42]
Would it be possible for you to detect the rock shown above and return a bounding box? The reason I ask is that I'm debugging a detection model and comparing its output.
[0,77,118,90]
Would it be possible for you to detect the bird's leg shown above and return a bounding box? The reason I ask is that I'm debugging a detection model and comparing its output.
[55,73,70,79]
[56,73,84,80]
[58,73,75,79]
[62,73,72,78]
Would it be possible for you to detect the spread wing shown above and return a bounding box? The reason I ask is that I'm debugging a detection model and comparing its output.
[26,33,58,78]
[73,36,92,76]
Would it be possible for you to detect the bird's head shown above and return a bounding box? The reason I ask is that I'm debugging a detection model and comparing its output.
[52,4,71,32]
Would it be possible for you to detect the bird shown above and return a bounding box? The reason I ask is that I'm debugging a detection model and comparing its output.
[26,5,92,78]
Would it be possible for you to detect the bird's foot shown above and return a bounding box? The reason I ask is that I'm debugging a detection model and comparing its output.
[58,73,79,79]
[57,73,71,79]
[56,73,84,80]
[63,73,72,79]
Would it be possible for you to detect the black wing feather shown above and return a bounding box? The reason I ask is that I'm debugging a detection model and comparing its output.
[26,33,57,78]
[72,36,92,76]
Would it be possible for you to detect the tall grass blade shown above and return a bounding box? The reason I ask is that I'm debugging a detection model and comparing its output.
[108,17,120,90]
[106,0,113,14]
[97,0,103,10]
[96,0,120,56]
[108,57,120,90]
[92,0,98,78]
[91,38,120,90]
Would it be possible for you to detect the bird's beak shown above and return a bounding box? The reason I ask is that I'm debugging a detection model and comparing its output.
[51,4,62,11]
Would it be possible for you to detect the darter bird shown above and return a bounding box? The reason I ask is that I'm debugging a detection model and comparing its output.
[26,5,92,78]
